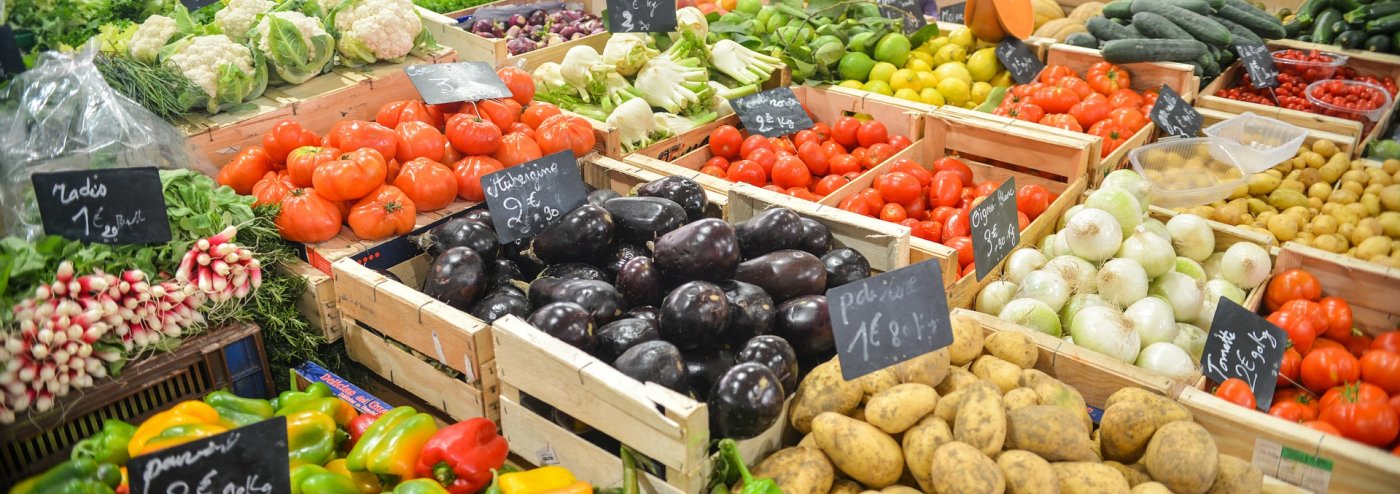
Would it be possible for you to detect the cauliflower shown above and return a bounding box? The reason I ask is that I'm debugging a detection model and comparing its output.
[326,0,433,67]
[253,11,334,84]
[128,15,178,63]
[601,33,657,77]
[163,34,268,113]
[214,0,275,42]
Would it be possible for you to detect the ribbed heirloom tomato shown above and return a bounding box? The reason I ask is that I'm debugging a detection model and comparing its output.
[394,121,446,163]
[537,115,596,156]
[494,132,542,167]
[446,115,503,156]
[1087,62,1131,94]
[1362,350,1400,395]
[217,148,274,195]
[251,171,296,206]
[276,188,342,243]
[348,186,417,241]
[326,120,397,161]
[262,120,320,164]
[496,67,535,105]
[1214,378,1257,409]
[1301,347,1360,393]
[286,146,340,187]
[313,148,389,202]
[1267,269,1323,311]
[522,102,562,129]
[376,100,444,129]
[454,156,504,201]
[1039,114,1082,132]
[394,158,458,211]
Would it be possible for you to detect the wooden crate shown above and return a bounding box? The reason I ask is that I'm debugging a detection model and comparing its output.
[1270,242,1400,336]
[1197,106,1356,157]
[280,260,342,341]
[344,322,500,421]
[426,0,609,71]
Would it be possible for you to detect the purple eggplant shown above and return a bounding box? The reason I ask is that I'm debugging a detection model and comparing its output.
[507,37,537,54]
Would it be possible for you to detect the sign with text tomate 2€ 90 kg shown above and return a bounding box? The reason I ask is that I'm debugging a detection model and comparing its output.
[607,0,677,33]
[828,260,954,381]
[127,416,290,494]
[1200,298,1289,411]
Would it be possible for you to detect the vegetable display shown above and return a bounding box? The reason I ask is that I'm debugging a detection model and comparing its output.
[1280,0,1400,55]
[1213,49,1397,134]
[1076,0,1284,84]
[828,25,1015,108]
[989,61,1158,158]
[459,5,604,56]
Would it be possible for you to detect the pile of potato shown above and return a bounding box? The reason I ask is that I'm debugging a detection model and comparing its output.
[1175,139,1400,266]
[748,315,1263,494]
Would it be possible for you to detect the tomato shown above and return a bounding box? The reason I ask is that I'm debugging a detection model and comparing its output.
[1321,382,1389,413]
[376,100,445,130]
[1087,62,1131,95]
[1301,347,1361,393]
[453,156,504,201]
[1017,211,1029,230]
[813,175,850,196]
[822,140,847,158]
[251,171,296,207]
[699,165,725,178]
[866,143,896,168]
[1088,120,1133,158]
[1276,388,1321,420]
[705,156,731,172]
[1107,89,1144,109]
[789,187,818,201]
[460,99,520,131]
[912,220,941,241]
[521,102,562,129]
[445,115,503,156]
[326,120,397,160]
[1039,114,1083,132]
[890,159,932,186]
[347,185,416,241]
[932,157,974,186]
[1270,401,1313,422]
[727,161,767,187]
[737,135,770,158]
[1031,87,1081,114]
[878,203,907,222]
[496,66,535,105]
[312,148,389,202]
[828,154,862,175]
[494,132,543,168]
[1319,297,1354,342]
[793,129,821,150]
[536,115,596,157]
[1392,394,1400,420]
[1055,77,1095,100]
[1304,420,1342,436]
[875,171,922,205]
[217,148,275,195]
[771,156,813,189]
[838,194,873,216]
[888,134,913,151]
[1281,300,1329,337]
[832,116,862,147]
[770,137,797,155]
[441,139,463,167]
[1005,102,1046,122]
[1375,333,1400,353]
[1214,378,1258,409]
[748,148,777,175]
[1038,65,1075,85]
[1314,337,1346,353]
[1279,346,1303,388]
[929,170,964,209]
[945,236,974,268]
[1321,392,1400,446]
[853,120,889,148]
[1016,184,1052,220]
[943,211,971,241]
[1267,269,1323,311]
[1362,350,1400,395]
[392,121,446,164]
[286,146,339,188]
[1103,108,1146,134]
[393,158,457,212]
[262,119,320,164]
[275,188,343,243]
[858,188,885,212]
[931,206,958,226]
[1271,309,1318,355]
[1068,98,1113,128]
[792,142,827,175]
[1349,334,1375,358]
[850,147,869,168]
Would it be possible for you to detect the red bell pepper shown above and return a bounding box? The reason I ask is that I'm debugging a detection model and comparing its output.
[346,412,380,450]
[414,418,509,494]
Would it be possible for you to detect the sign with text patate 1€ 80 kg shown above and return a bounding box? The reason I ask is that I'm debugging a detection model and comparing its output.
[828,260,954,380]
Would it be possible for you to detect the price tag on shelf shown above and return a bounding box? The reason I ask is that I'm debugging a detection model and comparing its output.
[878,0,927,34]
[405,62,512,106]
[1235,41,1280,89]
[1200,298,1288,411]
[970,178,1019,280]
[828,260,954,381]
[938,2,966,23]
[606,0,677,33]
[32,167,171,245]
[732,87,815,138]
[1148,84,1203,138]
[483,150,589,244]
[0,25,25,79]
[128,416,291,494]
[1252,439,1333,493]
[996,37,1045,85]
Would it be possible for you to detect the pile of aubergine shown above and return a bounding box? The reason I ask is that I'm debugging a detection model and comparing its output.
[409,176,873,440]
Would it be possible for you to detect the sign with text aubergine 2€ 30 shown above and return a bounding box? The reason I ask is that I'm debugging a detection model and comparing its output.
[128,416,290,494]
[483,150,590,244]
[828,260,954,381]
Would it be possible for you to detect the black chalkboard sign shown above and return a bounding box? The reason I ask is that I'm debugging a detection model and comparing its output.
[32,167,172,245]
[1234,41,1280,89]
[939,2,966,23]
[996,37,1045,85]
[180,0,220,10]
[483,150,589,244]
[1148,84,1203,138]
[828,260,954,380]
[606,0,677,33]
[128,416,290,494]
[971,178,1019,280]
[1201,299,1288,411]
[405,62,512,106]
[879,0,927,33]
[0,25,25,79]
[732,87,816,138]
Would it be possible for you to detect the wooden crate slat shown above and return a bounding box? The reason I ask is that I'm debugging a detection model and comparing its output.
[344,323,497,421]
[279,260,342,342]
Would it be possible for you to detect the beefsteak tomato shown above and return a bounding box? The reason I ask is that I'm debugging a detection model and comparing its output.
[394,121,446,164]
[312,148,389,202]
[348,186,417,240]
[454,156,504,201]
[394,158,458,211]
[217,148,275,195]
[326,120,397,161]
[376,100,445,129]
[286,146,340,187]
[276,188,343,243]
[446,114,503,156]
[262,119,320,164]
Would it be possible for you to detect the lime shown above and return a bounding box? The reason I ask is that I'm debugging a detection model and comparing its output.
[839,79,866,89]
[933,63,973,85]
[966,47,1001,82]
[867,62,898,83]
[862,80,895,96]
[889,68,920,92]
[894,88,923,103]
[736,0,762,15]
[873,33,912,68]
[937,78,972,106]
[919,88,946,106]
[839,52,876,82]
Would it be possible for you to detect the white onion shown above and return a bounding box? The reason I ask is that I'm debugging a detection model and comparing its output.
[1141,217,1171,244]
[1044,255,1098,293]
[1125,297,1179,347]
[1050,233,1073,258]
[1039,233,1057,257]
[1201,252,1225,280]
[1173,323,1208,361]
[1064,334,1075,344]
[1166,214,1215,261]
[1071,305,1141,363]
[1220,242,1271,289]
[1085,186,1143,235]
[1061,293,1111,328]
[976,280,1018,315]
[999,298,1063,337]
[1149,271,1204,322]
[1196,298,1220,331]
[1097,258,1149,308]
[1058,204,1084,231]
[1136,341,1198,378]
[1015,270,1071,312]
[1005,248,1047,284]
[1203,279,1246,306]
[1065,208,1123,261]
[1118,225,1176,278]
[1101,169,1151,209]
[1175,257,1206,282]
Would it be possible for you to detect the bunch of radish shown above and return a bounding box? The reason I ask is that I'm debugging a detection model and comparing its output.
[176,226,262,303]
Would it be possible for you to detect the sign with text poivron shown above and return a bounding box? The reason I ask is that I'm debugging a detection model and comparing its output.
[483,150,589,244]
[828,260,954,380]
[607,0,677,33]
[128,416,290,494]
[32,167,172,245]
[732,87,815,138]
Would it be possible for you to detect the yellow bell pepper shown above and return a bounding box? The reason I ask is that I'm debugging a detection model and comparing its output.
[326,459,383,494]
[127,401,225,457]
[498,466,582,494]
[136,423,230,456]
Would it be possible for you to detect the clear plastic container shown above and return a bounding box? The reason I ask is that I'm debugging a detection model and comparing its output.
[1203,112,1308,173]
[1129,138,1248,209]
[1306,79,1393,135]
[1271,50,1348,83]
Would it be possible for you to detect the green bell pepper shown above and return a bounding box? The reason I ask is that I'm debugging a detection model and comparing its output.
[70,420,135,465]
[287,410,341,467]
[290,464,360,494]
[277,396,358,427]
[272,372,334,412]
[719,439,780,494]
[204,390,275,428]
[8,458,121,494]
[390,479,451,494]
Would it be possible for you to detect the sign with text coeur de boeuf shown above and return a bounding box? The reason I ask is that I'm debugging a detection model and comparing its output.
[828,260,954,380]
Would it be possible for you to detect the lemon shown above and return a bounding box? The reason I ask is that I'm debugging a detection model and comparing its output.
[908,51,934,68]
[894,88,923,103]
[919,87,946,106]
[839,79,865,89]
[838,52,876,82]
[971,81,993,103]
[926,37,949,54]
[867,62,898,83]
[966,47,1001,82]
[873,33,912,67]
[905,58,933,72]
[889,68,921,92]
[963,101,978,109]
[990,71,1013,88]
[933,44,967,66]
[937,78,972,107]
[933,63,973,85]
[949,27,974,48]
[915,71,939,90]
[862,79,894,96]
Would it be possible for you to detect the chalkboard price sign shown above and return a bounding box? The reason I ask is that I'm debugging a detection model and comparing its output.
[606,0,677,33]
[971,178,1019,280]
[405,62,513,105]
[996,37,1045,85]
[732,87,816,138]
[878,0,927,33]
[1234,41,1280,89]
[939,2,966,23]
[0,25,25,79]
[128,416,290,494]
[1201,299,1289,411]
[483,150,590,244]
[1148,84,1203,138]
[32,167,172,245]
[180,0,220,10]
[828,260,955,381]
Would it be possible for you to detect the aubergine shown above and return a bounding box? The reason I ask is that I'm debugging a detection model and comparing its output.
[527,302,595,352]
[604,197,687,244]
[717,280,775,347]
[613,340,687,394]
[683,349,734,401]
[532,204,615,264]
[734,335,798,396]
[708,362,784,440]
[735,208,803,259]
[528,278,624,324]
[653,218,740,282]
[795,218,834,256]
[659,281,730,351]
[488,258,524,288]
[733,250,827,302]
[422,247,487,312]
[594,317,660,362]
[626,306,659,323]
[635,176,708,221]
[588,189,621,206]
[418,217,501,261]
[469,288,531,322]
[605,244,650,278]
[822,248,871,288]
[615,257,663,309]
[773,295,833,359]
[502,238,545,279]
[462,209,495,229]
[537,262,608,282]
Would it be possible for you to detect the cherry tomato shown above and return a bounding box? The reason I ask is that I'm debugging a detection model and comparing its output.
[1214,378,1258,409]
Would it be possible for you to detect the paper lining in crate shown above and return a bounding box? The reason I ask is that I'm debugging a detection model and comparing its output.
[423,0,608,71]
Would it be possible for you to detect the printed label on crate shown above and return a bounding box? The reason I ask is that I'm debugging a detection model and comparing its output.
[128,416,291,494]
[296,361,394,416]
[970,178,1019,280]
[483,150,589,244]
[536,445,560,466]
[0,25,25,79]
[606,0,677,33]
[1201,299,1288,411]
[939,2,965,23]
[828,260,954,381]
[878,0,927,33]
[996,37,1044,85]
[1252,439,1333,493]
[32,167,172,245]
[1235,41,1280,89]
[405,62,512,105]
[1149,84,1202,138]
[732,87,816,138]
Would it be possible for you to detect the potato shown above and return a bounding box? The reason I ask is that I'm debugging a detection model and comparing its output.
[1207,454,1262,494]
[971,355,1023,393]
[791,359,864,433]
[934,387,967,423]
[954,383,1006,456]
[750,446,835,494]
[798,433,817,449]
[997,450,1059,494]
[1019,369,1056,388]
[903,415,954,491]
[949,315,984,366]
[984,331,1038,369]
[850,407,867,422]
[1103,461,1150,487]
[1005,405,1097,462]
[1003,387,1039,411]
[860,368,901,402]
[828,479,863,494]
[1144,421,1218,494]
[1099,400,1159,463]
[1035,381,1092,433]
[1130,482,1173,494]
[1104,389,1193,424]
[880,486,921,494]
[930,442,1006,494]
[1050,462,1130,494]
[937,366,981,395]
[866,383,939,434]
[895,348,950,388]
[812,412,904,488]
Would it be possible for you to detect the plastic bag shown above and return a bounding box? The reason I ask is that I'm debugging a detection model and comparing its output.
[0,43,215,240]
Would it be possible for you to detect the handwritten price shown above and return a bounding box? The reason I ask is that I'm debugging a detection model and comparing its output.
[502,189,561,235]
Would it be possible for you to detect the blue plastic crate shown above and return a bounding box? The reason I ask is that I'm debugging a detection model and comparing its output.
[224,336,269,398]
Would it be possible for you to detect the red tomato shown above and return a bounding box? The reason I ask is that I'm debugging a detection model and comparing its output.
[1349,334,1374,358]
[1003,102,1046,122]
[1108,89,1144,109]
[1038,65,1075,84]
[1304,420,1342,436]
[813,175,850,196]
[838,194,873,216]
[1055,76,1095,100]
[1276,388,1321,420]
[453,156,503,201]
[1016,184,1052,219]
[1320,382,1389,414]
[394,121,446,164]
[904,194,928,220]
[1266,269,1323,311]
[832,116,862,147]
[740,134,774,158]
[1321,392,1400,446]
[828,154,862,175]
[945,236,974,267]
[1031,86,1081,114]
[1270,400,1313,422]
[1087,62,1131,95]
[891,159,933,186]
[1375,333,1400,354]
[931,206,957,226]
[727,161,767,187]
[788,187,818,201]
[866,143,896,169]
[1017,211,1029,230]
[1068,98,1113,128]
[858,188,885,212]
[710,125,743,159]
[1280,299,1329,337]
[875,171,923,205]
[1039,114,1083,132]
[1301,347,1361,393]
[797,141,829,175]
[699,165,726,178]
[810,122,832,142]
[793,129,821,149]
[943,211,971,241]
[1362,350,1400,395]
[770,137,797,155]
[745,148,775,176]
[705,156,731,172]
[771,156,813,189]
[1319,297,1355,342]
[974,180,999,198]
[888,134,913,151]
[326,120,397,160]
[928,171,964,208]
[1271,309,1318,355]
[856,120,889,148]
[1279,346,1303,388]
[1088,120,1133,158]
[932,157,974,186]
[262,119,321,164]
[914,220,942,241]
[1107,107,1148,133]
[879,203,908,222]
[1215,378,1258,409]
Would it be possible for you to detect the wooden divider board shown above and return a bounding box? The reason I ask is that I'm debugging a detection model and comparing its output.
[278,260,341,341]
[344,323,499,421]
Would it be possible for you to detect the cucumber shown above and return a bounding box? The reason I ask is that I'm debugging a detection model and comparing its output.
[1102,38,1209,63]
[1285,17,1309,38]
[1332,0,1364,13]
[1199,53,1222,77]
[1338,29,1369,47]
[1299,34,1315,42]
[1314,8,1344,43]
[1066,32,1101,48]
[1204,0,1225,8]
[1366,33,1393,51]
[1087,16,1145,40]
[1134,12,1196,40]
[1215,16,1265,44]
[1162,0,1213,15]
[1217,4,1289,38]
[1219,47,1236,65]
[1132,1,1235,46]
[1104,0,1134,19]
[1294,0,1331,25]
[1366,12,1400,33]
[1345,3,1400,23]
[1392,30,1400,52]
